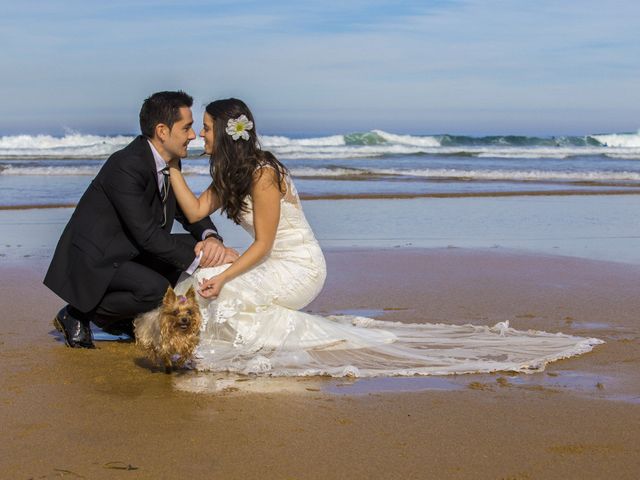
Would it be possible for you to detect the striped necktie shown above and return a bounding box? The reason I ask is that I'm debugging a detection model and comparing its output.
[160,167,170,227]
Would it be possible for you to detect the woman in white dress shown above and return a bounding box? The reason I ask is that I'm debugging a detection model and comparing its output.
[170,98,602,377]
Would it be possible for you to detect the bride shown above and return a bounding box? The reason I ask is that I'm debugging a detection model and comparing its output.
[170,98,602,377]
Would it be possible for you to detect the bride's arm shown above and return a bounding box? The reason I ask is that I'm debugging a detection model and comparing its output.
[198,168,281,298]
[168,161,219,222]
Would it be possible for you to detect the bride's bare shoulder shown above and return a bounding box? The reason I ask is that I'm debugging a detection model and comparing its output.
[253,163,287,195]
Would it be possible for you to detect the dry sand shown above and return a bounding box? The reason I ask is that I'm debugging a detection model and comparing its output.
[1,248,639,479]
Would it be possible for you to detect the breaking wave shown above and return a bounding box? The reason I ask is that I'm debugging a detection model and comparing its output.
[4,163,638,184]
[1,129,639,160]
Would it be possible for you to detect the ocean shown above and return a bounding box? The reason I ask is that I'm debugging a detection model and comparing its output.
[1,129,640,208]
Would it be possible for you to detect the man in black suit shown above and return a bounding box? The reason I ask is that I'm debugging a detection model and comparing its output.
[44,91,236,348]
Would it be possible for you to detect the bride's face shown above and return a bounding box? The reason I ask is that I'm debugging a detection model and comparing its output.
[200,112,215,155]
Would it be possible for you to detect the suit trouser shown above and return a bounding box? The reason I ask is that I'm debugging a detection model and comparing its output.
[68,234,196,329]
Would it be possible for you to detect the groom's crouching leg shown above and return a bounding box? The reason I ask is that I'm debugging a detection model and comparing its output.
[92,316,136,339]
[93,260,173,340]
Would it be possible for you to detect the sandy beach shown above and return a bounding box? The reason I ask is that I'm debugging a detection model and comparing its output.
[1,244,639,479]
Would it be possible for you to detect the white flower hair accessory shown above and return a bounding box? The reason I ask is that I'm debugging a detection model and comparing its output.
[226,114,254,141]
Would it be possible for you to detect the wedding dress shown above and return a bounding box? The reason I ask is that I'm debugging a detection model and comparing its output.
[175,173,602,377]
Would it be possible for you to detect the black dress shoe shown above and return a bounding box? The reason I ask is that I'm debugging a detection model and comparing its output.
[52,306,95,349]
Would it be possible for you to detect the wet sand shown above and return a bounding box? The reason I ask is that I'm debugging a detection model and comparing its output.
[1,248,639,479]
[3,186,640,210]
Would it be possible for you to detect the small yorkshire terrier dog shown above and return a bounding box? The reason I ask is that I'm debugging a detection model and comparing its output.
[133,286,202,373]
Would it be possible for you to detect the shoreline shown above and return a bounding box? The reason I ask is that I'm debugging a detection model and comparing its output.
[2,188,640,210]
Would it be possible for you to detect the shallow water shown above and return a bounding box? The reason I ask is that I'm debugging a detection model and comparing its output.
[3,172,638,208]
[169,369,640,404]
[2,194,640,265]
[324,376,463,394]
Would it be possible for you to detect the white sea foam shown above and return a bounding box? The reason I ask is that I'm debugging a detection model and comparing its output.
[0,165,101,175]
[181,165,361,177]
[2,163,639,183]
[262,134,346,147]
[270,145,639,160]
[0,165,361,177]
[0,133,133,149]
[0,133,134,158]
[367,168,640,182]
[372,129,441,147]
[181,165,640,182]
[605,152,640,159]
[269,144,437,159]
[474,147,610,159]
[592,131,640,148]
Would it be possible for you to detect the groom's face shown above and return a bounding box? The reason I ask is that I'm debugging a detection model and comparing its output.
[162,106,196,160]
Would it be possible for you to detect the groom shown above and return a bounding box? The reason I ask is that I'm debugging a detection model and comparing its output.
[44,91,235,348]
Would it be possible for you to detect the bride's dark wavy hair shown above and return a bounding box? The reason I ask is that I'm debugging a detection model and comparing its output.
[206,98,287,224]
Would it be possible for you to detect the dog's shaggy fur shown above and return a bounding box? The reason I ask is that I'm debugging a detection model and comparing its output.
[133,286,202,373]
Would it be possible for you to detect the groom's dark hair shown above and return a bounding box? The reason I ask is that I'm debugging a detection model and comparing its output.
[139,91,193,138]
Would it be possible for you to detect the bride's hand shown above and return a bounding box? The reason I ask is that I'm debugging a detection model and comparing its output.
[198,275,226,299]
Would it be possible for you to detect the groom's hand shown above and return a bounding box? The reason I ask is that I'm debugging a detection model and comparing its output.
[223,247,240,263]
[195,237,227,267]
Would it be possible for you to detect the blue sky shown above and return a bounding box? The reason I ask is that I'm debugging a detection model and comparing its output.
[1,0,639,135]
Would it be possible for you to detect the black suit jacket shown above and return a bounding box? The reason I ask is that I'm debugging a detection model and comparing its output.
[44,136,219,312]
